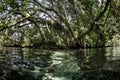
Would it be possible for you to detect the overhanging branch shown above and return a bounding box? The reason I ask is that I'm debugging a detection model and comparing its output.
[79,0,111,39]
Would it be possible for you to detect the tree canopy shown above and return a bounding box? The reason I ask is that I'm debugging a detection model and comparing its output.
[0,0,120,48]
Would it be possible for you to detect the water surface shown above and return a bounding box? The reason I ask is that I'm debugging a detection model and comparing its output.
[0,47,120,80]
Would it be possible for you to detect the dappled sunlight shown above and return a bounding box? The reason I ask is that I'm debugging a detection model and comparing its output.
[0,0,120,80]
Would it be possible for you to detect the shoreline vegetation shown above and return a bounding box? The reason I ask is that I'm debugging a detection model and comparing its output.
[1,40,120,49]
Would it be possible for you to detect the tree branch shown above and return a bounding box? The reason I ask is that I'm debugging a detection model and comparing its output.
[79,0,111,39]
[0,18,27,31]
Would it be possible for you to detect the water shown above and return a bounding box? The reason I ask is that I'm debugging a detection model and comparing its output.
[0,47,120,80]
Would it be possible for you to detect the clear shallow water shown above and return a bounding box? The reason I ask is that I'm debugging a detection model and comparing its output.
[0,47,120,80]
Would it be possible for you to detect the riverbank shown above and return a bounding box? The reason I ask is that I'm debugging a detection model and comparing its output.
[1,42,120,50]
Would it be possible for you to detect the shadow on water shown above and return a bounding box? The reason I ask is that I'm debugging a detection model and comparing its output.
[74,48,106,70]
[0,47,120,80]
[73,47,120,80]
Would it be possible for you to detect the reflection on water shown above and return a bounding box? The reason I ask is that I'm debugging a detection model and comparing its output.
[0,47,120,80]
[75,48,106,71]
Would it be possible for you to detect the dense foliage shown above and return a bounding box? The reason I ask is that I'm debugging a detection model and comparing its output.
[0,0,120,48]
